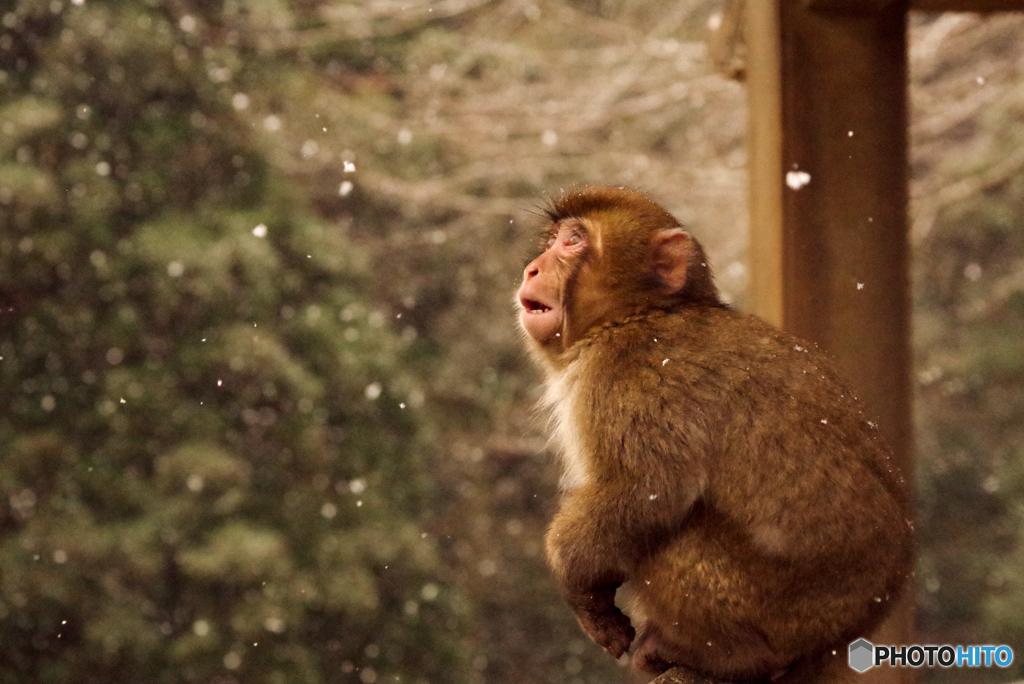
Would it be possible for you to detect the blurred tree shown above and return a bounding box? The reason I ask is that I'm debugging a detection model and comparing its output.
[910,12,1024,683]
[0,1,467,682]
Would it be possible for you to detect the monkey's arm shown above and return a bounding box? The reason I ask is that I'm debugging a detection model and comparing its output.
[546,480,700,657]
[546,485,635,657]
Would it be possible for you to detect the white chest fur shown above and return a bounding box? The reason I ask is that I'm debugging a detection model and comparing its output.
[540,365,591,490]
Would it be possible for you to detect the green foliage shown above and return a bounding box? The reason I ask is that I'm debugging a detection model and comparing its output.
[0,1,466,682]
[911,13,1024,682]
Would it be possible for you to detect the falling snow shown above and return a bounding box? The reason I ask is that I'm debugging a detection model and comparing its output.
[785,170,811,190]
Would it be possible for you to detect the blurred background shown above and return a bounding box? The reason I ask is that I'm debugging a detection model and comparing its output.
[0,1,1021,682]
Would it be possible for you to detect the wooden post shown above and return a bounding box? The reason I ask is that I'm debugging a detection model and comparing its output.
[745,0,784,329]
[745,3,914,682]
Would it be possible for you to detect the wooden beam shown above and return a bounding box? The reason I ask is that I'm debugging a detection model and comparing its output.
[745,3,914,682]
[778,0,911,466]
[911,0,1024,10]
[806,0,1024,10]
[804,0,900,10]
[744,1,784,327]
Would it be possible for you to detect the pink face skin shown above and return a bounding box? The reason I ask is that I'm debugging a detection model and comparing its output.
[517,220,589,344]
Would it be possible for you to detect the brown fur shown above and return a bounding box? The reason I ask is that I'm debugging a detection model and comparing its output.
[517,187,912,682]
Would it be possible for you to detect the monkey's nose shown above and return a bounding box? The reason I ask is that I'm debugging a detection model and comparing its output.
[524,263,540,280]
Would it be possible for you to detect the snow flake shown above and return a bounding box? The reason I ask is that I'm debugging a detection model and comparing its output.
[785,170,811,190]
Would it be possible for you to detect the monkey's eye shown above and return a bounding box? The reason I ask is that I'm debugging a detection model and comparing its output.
[566,233,583,246]
[546,236,557,247]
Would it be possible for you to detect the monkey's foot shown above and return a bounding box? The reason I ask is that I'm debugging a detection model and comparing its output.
[634,646,674,674]
[632,624,676,674]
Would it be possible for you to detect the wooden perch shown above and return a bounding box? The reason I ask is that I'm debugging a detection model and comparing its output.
[650,667,724,684]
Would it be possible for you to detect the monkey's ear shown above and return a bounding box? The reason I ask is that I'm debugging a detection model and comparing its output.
[650,229,691,294]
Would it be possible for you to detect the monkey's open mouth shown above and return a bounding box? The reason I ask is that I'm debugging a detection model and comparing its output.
[521,298,552,314]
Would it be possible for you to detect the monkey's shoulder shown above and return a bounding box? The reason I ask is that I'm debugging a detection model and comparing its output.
[578,307,836,378]
[670,309,851,381]
[574,306,872,423]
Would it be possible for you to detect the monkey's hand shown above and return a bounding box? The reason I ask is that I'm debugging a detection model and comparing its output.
[570,593,635,658]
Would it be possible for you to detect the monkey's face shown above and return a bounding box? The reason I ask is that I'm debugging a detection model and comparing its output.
[518,214,696,351]
[517,219,591,346]
[518,187,720,357]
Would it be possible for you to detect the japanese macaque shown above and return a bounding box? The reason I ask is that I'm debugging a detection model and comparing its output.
[517,187,912,682]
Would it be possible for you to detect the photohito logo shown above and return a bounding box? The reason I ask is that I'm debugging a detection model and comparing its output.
[849,638,1014,672]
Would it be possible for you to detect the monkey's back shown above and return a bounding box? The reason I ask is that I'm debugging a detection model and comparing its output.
[571,306,912,676]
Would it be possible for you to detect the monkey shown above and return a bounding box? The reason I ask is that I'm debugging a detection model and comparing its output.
[516,186,912,682]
